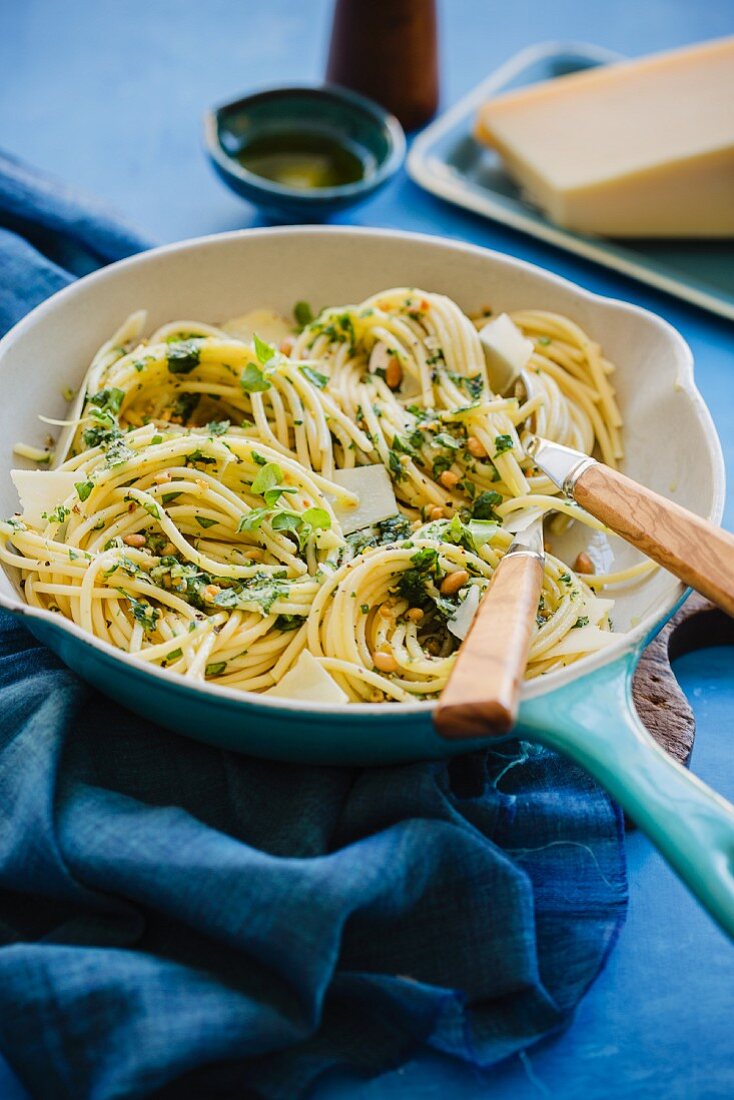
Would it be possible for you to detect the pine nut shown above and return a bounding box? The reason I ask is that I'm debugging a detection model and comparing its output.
[154,472,172,484]
[374,650,398,673]
[379,604,393,619]
[202,584,221,601]
[440,569,469,596]
[439,470,460,490]
[574,552,595,575]
[279,336,295,355]
[406,607,424,623]
[466,436,486,459]
[245,547,263,561]
[385,359,403,390]
[123,534,146,547]
[161,542,177,556]
[428,505,445,521]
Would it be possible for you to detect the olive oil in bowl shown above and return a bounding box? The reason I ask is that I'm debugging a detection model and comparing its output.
[236,132,370,190]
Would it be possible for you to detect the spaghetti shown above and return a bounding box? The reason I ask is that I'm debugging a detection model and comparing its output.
[1,289,647,702]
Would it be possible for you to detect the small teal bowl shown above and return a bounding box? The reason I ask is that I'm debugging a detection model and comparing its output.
[204,84,406,220]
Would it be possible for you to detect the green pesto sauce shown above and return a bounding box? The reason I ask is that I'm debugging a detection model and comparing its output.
[236,132,368,190]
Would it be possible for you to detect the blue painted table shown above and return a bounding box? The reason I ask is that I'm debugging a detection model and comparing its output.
[2,2,733,1097]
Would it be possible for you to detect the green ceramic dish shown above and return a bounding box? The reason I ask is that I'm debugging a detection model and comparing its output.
[1,227,732,936]
[205,85,405,218]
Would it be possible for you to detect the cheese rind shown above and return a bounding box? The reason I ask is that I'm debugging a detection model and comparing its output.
[475,37,734,238]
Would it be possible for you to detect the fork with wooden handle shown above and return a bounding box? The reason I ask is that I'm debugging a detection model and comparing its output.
[435,436,734,739]
[435,515,544,737]
[527,436,734,617]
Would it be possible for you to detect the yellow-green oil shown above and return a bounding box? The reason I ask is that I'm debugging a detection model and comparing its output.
[236,132,368,190]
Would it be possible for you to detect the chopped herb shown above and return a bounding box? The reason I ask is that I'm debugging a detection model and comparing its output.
[472,490,503,521]
[141,500,160,520]
[360,603,370,614]
[207,420,230,436]
[184,450,216,468]
[195,515,217,529]
[123,592,160,633]
[167,340,201,374]
[162,647,183,666]
[151,434,163,445]
[558,572,572,583]
[294,300,314,328]
[299,364,329,389]
[75,480,94,502]
[205,661,227,677]
[42,505,70,524]
[162,492,182,505]
[494,434,514,456]
[538,336,551,346]
[573,616,590,628]
[251,451,267,466]
[387,449,407,481]
[274,614,303,631]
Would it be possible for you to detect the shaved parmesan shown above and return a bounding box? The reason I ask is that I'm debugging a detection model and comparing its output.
[266,650,348,705]
[448,583,482,641]
[479,313,534,394]
[502,507,544,535]
[11,469,79,528]
[542,624,616,658]
[330,465,399,535]
[222,308,292,348]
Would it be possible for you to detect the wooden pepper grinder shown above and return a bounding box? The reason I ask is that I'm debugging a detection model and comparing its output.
[326,0,439,131]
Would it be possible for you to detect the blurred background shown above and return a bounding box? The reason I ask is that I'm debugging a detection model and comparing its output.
[3,0,732,242]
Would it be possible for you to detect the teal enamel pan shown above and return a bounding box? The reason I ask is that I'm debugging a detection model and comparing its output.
[0,229,732,936]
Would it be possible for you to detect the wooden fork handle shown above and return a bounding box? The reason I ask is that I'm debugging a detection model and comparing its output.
[574,464,734,618]
[435,551,544,739]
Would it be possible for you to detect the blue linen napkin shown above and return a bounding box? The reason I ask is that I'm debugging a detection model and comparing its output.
[0,152,627,1100]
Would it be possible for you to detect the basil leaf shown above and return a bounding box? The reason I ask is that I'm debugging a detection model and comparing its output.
[302,507,331,530]
[237,507,270,532]
[253,333,276,365]
[251,463,283,496]
[240,363,271,393]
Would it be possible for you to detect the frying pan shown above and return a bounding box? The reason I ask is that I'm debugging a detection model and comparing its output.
[1,228,732,934]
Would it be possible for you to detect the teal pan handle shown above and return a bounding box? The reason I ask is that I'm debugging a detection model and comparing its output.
[518,652,734,939]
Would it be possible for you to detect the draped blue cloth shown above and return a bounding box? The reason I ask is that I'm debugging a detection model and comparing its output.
[0,151,627,1100]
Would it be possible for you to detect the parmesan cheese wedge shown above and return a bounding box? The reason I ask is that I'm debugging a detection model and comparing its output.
[11,469,79,528]
[475,37,734,238]
[330,465,399,535]
[266,650,349,705]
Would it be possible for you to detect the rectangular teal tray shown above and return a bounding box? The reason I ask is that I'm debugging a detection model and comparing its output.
[408,41,734,322]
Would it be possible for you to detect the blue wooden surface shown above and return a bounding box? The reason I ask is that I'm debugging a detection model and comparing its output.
[2,2,733,1097]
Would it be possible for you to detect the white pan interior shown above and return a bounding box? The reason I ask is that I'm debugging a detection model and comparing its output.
[0,227,725,709]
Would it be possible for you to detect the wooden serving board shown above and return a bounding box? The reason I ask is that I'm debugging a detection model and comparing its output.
[632,593,734,765]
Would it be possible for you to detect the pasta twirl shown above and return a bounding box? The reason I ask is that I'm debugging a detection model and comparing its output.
[1,288,644,702]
